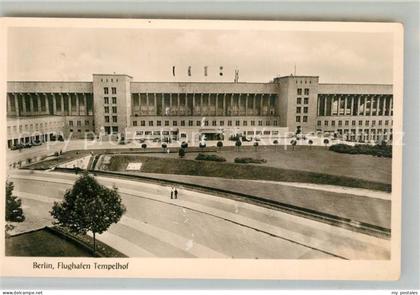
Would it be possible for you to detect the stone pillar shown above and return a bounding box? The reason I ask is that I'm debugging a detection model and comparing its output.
[324,95,328,116]
[28,94,34,116]
[36,93,41,114]
[362,95,366,116]
[245,94,249,116]
[20,94,26,116]
[337,95,341,116]
[75,93,80,116]
[215,93,219,116]
[60,93,64,115]
[381,95,386,116]
[253,94,256,115]
[82,93,86,115]
[44,93,50,115]
[154,93,157,115]
[14,93,20,117]
[52,94,57,115]
[161,94,165,116]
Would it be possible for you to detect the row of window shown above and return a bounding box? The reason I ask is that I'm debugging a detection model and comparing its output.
[7,121,64,133]
[135,129,281,137]
[104,87,117,95]
[295,80,312,85]
[104,97,117,104]
[317,119,393,127]
[68,120,91,127]
[100,78,119,83]
[296,106,309,114]
[296,116,309,123]
[105,116,118,123]
[104,106,118,114]
[69,129,91,133]
[297,88,310,96]
[296,97,309,105]
[133,119,279,127]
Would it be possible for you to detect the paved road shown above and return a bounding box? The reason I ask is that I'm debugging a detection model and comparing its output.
[8,170,390,259]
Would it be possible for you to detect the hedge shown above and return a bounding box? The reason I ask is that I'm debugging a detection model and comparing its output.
[195,153,226,162]
[234,157,267,164]
[329,143,392,158]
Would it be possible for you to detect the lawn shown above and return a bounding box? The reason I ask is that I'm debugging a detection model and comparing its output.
[6,228,95,257]
[105,153,391,192]
[138,145,391,184]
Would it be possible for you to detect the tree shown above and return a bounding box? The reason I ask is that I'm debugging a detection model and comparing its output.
[273,140,279,152]
[181,141,188,151]
[199,142,206,150]
[141,143,147,150]
[308,139,313,149]
[323,138,330,148]
[290,139,297,151]
[253,141,259,152]
[235,140,242,152]
[6,181,25,222]
[217,141,223,152]
[50,173,126,255]
[161,143,167,153]
[178,148,186,158]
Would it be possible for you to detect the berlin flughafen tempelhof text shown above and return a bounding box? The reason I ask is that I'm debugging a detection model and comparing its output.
[32,261,129,271]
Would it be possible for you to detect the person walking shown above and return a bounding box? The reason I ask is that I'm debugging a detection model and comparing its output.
[174,188,178,199]
[170,187,174,199]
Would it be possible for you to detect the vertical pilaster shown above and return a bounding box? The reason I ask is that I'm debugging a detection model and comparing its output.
[29,94,34,115]
[75,93,80,116]
[253,94,256,115]
[154,93,157,115]
[245,94,249,116]
[215,94,219,116]
[52,94,57,115]
[44,93,50,115]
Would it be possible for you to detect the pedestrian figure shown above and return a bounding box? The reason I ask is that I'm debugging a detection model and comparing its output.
[174,188,178,199]
[170,187,174,199]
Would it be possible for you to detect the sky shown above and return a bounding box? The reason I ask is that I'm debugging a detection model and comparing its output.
[7,27,394,84]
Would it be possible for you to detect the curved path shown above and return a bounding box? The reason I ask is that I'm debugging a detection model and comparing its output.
[8,170,390,259]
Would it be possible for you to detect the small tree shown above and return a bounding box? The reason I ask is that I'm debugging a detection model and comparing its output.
[290,139,297,151]
[6,181,25,222]
[178,148,186,158]
[235,140,242,152]
[161,143,168,153]
[308,139,313,149]
[141,143,147,150]
[323,138,330,148]
[199,142,206,150]
[273,140,279,152]
[253,141,259,152]
[50,173,126,255]
[181,141,188,150]
[217,141,223,152]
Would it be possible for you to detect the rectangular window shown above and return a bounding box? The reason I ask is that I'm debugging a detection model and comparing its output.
[196,121,201,126]
[112,106,117,113]
[272,131,279,135]
[133,121,137,126]
[212,120,217,126]
[104,106,109,113]
[69,121,73,126]
[251,121,255,126]
[181,120,185,126]
[243,121,248,126]
[385,120,389,126]
[112,126,118,133]
[189,120,193,126]
[296,107,301,113]
[297,97,302,104]
[296,116,301,123]
[365,120,369,126]
[111,87,117,94]
[173,121,178,126]
[85,120,89,125]
[140,120,145,126]
[359,120,363,126]
[220,121,224,126]
[266,121,270,126]
[324,120,329,126]
[228,120,232,126]
[338,120,342,126]
[345,120,349,126]
[157,121,161,126]
[149,121,153,126]
[104,97,109,104]
[304,97,309,104]
[303,107,308,113]
[379,120,382,126]
[273,120,278,126]
[263,131,270,135]
[112,97,117,104]
[297,88,302,95]
[204,121,209,126]
[112,116,117,123]
[165,121,169,126]
[104,87,109,94]
[258,120,263,126]
[352,120,356,126]
[77,121,81,127]
[235,120,240,126]
[304,88,310,95]
[372,120,376,126]
[303,116,308,123]
[317,120,321,126]
[332,121,336,126]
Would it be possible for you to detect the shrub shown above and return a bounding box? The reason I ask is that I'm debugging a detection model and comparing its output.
[234,157,267,164]
[178,148,186,158]
[195,153,226,162]
[217,141,223,150]
[141,143,147,149]
[329,143,392,158]
[199,142,206,149]
[54,151,59,156]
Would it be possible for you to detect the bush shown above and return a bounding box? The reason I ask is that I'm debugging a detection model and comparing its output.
[54,151,59,156]
[178,148,186,158]
[234,157,267,164]
[141,143,147,149]
[195,153,226,162]
[329,143,392,158]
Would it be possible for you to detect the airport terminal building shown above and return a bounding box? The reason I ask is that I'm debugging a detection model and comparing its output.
[6,73,393,148]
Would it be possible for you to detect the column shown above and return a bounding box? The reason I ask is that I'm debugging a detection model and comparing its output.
[381,95,386,116]
[68,93,73,115]
[343,95,347,116]
[337,95,341,116]
[146,93,150,115]
[44,93,50,115]
[161,94,165,116]
[222,94,226,116]
[75,93,80,116]
[60,93,64,115]
[7,93,11,114]
[82,93,86,115]
[36,93,41,114]
[52,94,57,115]
[324,95,327,116]
[154,93,157,115]
[192,94,195,116]
[349,95,354,116]
[253,94,256,115]
[362,95,367,116]
[375,95,380,116]
[14,94,20,116]
[215,93,219,116]
[20,94,26,116]
[28,94,34,116]
[245,94,249,116]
